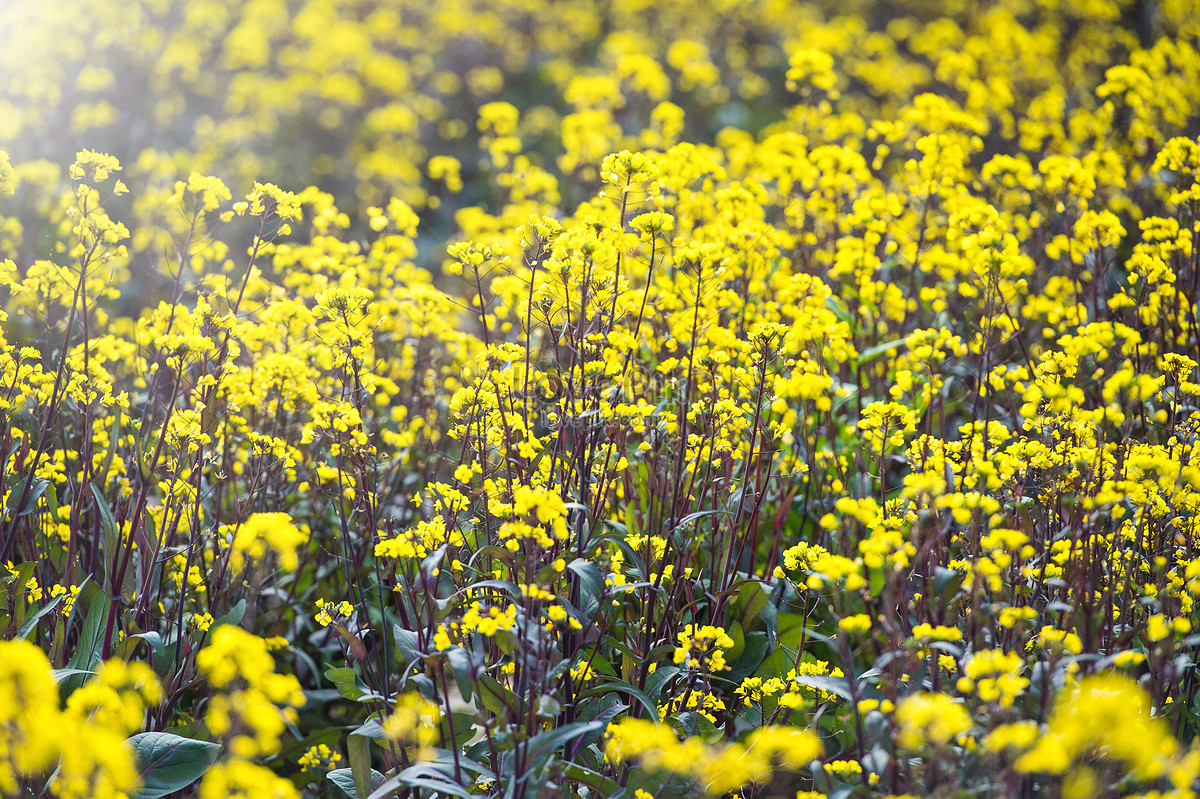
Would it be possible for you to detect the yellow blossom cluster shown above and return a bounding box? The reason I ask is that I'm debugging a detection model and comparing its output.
[2,0,1200,797]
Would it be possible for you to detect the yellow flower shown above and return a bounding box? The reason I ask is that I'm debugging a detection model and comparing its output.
[606,719,820,795]
[0,640,61,789]
[382,693,442,760]
[197,627,305,758]
[298,743,342,773]
[0,149,13,196]
[673,624,735,672]
[1016,673,1177,780]
[229,512,307,572]
[894,693,971,750]
[199,760,299,799]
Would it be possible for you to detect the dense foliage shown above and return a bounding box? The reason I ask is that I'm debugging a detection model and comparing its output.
[3,0,1200,798]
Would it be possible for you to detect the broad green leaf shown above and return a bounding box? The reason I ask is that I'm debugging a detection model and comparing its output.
[392,624,421,664]
[477,673,516,722]
[50,668,95,683]
[578,680,658,719]
[16,593,64,640]
[446,645,477,701]
[574,702,625,753]
[439,712,475,748]
[348,719,387,799]
[212,598,247,629]
[328,767,385,799]
[325,666,365,701]
[562,762,624,797]
[129,631,166,660]
[727,620,746,661]
[567,557,605,614]
[128,732,220,799]
[91,483,119,578]
[5,477,48,515]
[63,589,108,697]
[97,409,122,488]
[734,581,771,632]
[368,764,473,799]
[724,631,770,682]
[524,720,603,766]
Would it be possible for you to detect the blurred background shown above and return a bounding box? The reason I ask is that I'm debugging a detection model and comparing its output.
[2,0,1192,265]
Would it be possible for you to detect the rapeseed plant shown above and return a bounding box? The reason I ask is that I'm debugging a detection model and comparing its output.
[2,0,1200,797]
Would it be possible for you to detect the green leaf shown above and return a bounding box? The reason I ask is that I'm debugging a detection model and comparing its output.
[50,668,95,683]
[98,409,122,489]
[368,764,473,799]
[129,631,166,661]
[524,720,603,766]
[328,767,385,799]
[91,483,120,577]
[439,712,475,748]
[644,666,680,701]
[754,648,792,680]
[44,480,60,528]
[63,589,108,697]
[559,758,624,796]
[567,557,605,614]
[16,593,64,640]
[128,732,220,799]
[477,673,516,722]
[579,680,659,719]
[328,769,359,798]
[392,624,422,664]
[726,620,746,661]
[573,702,625,753]
[623,502,640,538]
[348,719,387,799]
[725,632,770,682]
[934,566,965,613]
[213,599,247,629]
[325,666,365,701]
[562,762,623,796]
[734,581,771,632]
[825,295,853,326]
[536,693,561,718]
[853,337,906,368]
[5,477,48,515]
[775,612,831,649]
[445,646,477,701]
[352,719,389,740]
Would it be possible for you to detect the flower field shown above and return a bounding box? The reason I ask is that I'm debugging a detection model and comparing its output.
[3,0,1200,797]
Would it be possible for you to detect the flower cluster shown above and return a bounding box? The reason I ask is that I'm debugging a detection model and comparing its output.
[3,0,1200,797]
